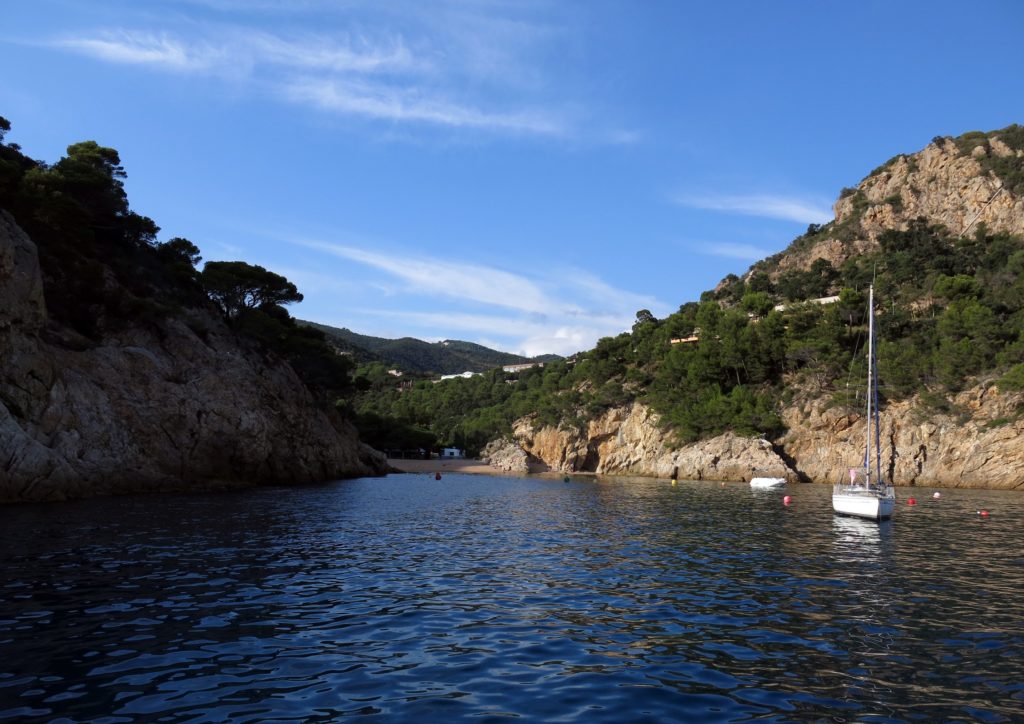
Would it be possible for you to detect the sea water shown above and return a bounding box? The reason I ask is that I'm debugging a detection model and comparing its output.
[1,475,1022,722]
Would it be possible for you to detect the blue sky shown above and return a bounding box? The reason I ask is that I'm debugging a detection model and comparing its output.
[2,0,1023,357]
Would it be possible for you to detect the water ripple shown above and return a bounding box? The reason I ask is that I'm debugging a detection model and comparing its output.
[2,475,1023,721]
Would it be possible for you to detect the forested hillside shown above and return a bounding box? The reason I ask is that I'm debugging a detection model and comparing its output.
[351,126,1024,456]
[304,321,558,374]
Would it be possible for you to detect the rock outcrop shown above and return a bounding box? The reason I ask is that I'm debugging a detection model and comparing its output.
[775,131,1024,275]
[480,437,533,474]
[779,387,1024,489]
[1,212,386,502]
[842,137,1024,240]
[512,403,791,482]
[507,392,1024,490]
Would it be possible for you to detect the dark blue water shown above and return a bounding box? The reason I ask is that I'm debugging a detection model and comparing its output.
[2,475,1023,722]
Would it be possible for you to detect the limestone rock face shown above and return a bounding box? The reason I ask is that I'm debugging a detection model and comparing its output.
[840,138,1024,239]
[0,212,386,502]
[779,388,1024,490]
[480,437,532,474]
[512,402,792,482]
[777,133,1024,274]
[505,390,1024,489]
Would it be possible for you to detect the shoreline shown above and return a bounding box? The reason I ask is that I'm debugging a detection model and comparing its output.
[387,458,569,478]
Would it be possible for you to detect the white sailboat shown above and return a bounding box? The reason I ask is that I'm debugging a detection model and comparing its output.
[832,284,896,521]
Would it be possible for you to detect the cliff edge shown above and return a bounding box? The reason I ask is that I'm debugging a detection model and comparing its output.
[1,212,385,502]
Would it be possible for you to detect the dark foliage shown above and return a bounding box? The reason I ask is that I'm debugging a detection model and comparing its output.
[0,115,352,402]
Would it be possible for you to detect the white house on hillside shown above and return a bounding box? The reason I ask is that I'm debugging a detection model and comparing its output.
[502,362,544,373]
[438,371,480,381]
[773,295,840,312]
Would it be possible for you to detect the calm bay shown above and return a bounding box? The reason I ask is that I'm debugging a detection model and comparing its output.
[1,474,1022,722]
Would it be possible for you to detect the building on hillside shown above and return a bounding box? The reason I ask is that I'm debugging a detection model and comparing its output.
[670,327,702,345]
[387,369,403,377]
[502,362,544,373]
[773,295,840,312]
[438,371,480,381]
[441,447,464,458]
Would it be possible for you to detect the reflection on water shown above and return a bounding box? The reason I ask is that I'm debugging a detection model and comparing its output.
[1,476,1023,722]
[832,514,886,550]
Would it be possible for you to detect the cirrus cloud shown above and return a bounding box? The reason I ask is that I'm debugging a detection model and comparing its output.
[674,192,832,224]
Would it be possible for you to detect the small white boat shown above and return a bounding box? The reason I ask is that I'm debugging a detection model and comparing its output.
[833,284,896,522]
[750,476,786,488]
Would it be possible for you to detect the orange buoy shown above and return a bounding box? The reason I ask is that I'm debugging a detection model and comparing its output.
[978,509,990,517]
[783,495,792,506]
[907,497,917,505]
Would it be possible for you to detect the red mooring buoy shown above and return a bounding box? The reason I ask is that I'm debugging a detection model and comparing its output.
[978,509,990,517]
[783,495,792,506]
[907,497,917,505]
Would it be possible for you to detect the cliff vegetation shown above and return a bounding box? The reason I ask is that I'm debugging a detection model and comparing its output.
[0,115,384,501]
[351,126,1024,469]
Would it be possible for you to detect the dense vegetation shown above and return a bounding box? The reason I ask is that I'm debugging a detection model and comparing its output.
[950,124,1024,196]
[0,115,352,400]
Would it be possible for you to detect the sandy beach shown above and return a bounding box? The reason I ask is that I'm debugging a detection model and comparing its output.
[387,458,561,477]
[387,458,499,475]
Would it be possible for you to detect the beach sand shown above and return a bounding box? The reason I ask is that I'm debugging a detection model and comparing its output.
[387,458,498,475]
[387,458,562,477]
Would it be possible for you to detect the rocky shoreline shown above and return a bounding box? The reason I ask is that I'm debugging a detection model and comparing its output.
[501,399,1024,490]
[1,211,387,503]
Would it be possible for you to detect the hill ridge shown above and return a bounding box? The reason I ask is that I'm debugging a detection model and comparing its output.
[301,320,561,375]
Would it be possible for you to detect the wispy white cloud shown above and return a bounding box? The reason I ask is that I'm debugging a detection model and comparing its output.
[286,78,564,134]
[50,30,219,70]
[48,28,415,76]
[43,9,573,137]
[288,238,665,356]
[674,193,832,224]
[561,270,665,317]
[352,308,610,357]
[295,239,559,315]
[694,242,775,261]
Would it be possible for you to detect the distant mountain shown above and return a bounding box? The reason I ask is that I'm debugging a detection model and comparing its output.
[301,321,561,375]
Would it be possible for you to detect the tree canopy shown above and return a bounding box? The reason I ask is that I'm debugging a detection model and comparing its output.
[201,261,303,318]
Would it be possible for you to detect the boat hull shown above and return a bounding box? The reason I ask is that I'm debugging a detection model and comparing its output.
[832,487,895,521]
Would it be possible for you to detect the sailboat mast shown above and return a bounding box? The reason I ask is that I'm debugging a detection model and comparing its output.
[864,284,874,479]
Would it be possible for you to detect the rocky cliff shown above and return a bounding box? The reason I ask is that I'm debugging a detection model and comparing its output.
[1,212,386,502]
[512,403,792,483]
[775,130,1024,274]
[779,386,1024,489]
[509,390,1024,490]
